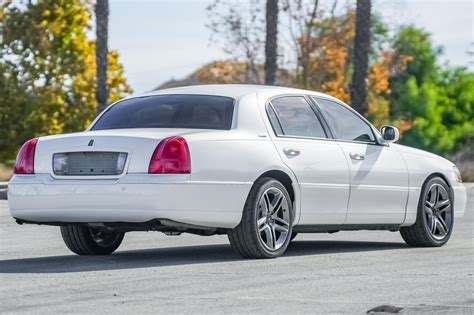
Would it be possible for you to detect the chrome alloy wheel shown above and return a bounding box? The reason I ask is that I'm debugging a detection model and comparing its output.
[424,183,452,240]
[256,187,291,251]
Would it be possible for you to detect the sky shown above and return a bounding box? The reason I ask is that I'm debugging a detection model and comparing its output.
[108,0,473,94]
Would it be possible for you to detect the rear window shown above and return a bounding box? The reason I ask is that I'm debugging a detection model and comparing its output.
[92,94,235,131]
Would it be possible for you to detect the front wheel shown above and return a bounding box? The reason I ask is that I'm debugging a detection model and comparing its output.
[228,177,293,259]
[60,225,124,255]
[400,177,454,247]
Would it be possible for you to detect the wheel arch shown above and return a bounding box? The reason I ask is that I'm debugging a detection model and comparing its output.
[253,169,296,203]
[422,172,454,202]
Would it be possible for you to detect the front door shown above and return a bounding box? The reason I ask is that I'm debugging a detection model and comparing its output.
[266,96,350,225]
[314,97,409,224]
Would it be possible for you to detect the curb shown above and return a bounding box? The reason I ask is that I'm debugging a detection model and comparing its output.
[0,189,6,200]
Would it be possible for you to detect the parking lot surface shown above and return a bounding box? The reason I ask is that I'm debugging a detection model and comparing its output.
[0,184,473,313]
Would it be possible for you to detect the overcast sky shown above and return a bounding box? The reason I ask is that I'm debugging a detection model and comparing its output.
[108,0,473,94]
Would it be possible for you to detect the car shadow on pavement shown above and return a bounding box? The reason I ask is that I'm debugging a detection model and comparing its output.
[0,240,407,274]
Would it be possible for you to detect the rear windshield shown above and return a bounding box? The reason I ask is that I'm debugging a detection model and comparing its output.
[92,94,235,130]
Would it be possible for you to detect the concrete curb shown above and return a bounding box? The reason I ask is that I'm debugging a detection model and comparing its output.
[0,182,7,200]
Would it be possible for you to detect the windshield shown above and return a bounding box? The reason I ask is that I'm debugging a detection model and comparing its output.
[92,94,235,131]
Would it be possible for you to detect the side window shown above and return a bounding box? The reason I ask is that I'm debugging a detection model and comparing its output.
[268,96,327,138]
[314,98,375,143]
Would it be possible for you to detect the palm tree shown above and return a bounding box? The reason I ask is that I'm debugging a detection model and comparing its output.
[264,0,278,85]
[95,0,109,114]
[350,0,371,116]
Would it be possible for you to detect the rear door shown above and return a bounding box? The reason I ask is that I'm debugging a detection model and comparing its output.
[266,96,350,225]
[313,97,409,224]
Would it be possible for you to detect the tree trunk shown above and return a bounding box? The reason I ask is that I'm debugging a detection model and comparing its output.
[350,0,371,116]
[264,0,278,85]
[95,0,109,114]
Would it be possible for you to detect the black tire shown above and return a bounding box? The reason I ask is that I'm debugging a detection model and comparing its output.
[228,177,293,259]
[400,177,454,247]
[60,225,124,255]
[290,232,298,242]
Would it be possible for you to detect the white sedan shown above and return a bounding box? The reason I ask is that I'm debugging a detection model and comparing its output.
[8,85,467,258]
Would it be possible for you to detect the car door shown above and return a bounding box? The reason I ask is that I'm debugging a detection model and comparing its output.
[313,97,409,224]
[266,96,350,225]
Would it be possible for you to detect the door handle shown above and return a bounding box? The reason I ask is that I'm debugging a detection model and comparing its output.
[283,148,300,157]
[349,152,365,160]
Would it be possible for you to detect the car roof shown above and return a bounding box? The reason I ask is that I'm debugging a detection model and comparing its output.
[137,84,335,100]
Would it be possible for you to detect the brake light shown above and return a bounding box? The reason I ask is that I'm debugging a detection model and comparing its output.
[148,137,191,174]
[14,138,38,174]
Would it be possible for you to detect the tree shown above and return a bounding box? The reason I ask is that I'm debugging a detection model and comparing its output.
[206,0,264,84]
[389,27,473,156]
[264,0,278,85]
[282,0,321,89]
[0,0,131,160]
[350,0,371,116]
[95,0,109,114]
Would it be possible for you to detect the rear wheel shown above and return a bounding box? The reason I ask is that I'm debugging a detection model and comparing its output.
[60,225,124,255]
[290,232,298,242]
[228,177,293,259]
[400,177,453,247]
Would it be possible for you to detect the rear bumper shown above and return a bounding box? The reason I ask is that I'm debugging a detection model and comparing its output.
[8,174,251,229]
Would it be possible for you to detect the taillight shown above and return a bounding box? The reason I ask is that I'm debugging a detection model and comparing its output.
[148,137,191,174]
[14,138,38,174]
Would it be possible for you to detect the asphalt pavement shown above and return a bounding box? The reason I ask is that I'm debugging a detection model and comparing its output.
[0,184,473,314]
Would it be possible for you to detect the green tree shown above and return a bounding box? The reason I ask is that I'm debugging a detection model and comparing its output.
[0,0,131,160]
[389,26,474,156]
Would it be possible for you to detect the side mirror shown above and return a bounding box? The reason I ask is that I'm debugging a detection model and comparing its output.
[380,125,399,143]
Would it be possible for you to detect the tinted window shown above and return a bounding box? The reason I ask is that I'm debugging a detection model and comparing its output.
[92,95,235,130]
[270,96,326,138]
[314,98,375,143]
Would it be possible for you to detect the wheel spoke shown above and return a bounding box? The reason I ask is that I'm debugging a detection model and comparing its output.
[436,215,448,236]
[430,217,437,234]
[257,217,267,229]
[270,224,277,249]
[274,216,289,227]
[424,206,433,215]
[274,223,289,233]
[429,186,437,205]
[436,199,450,209]
[271,193,283,215]
[262,193,271,215]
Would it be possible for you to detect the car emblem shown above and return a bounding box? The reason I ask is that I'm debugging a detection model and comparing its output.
[88,139,94,146]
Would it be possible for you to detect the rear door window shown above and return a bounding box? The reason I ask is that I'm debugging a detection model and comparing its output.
[269,96,327,138]
[92,95,235,130]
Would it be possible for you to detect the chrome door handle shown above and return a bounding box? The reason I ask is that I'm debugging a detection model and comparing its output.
[283,148,300,157]
[349,152,365,160]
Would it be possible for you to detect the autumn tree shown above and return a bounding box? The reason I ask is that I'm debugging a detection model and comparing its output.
[350,0,371,116]
[0,0,131,160]
[95,0,109,113]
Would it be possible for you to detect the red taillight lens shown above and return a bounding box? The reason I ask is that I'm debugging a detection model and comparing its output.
[14,138,38,175]
[148,137,191,174]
